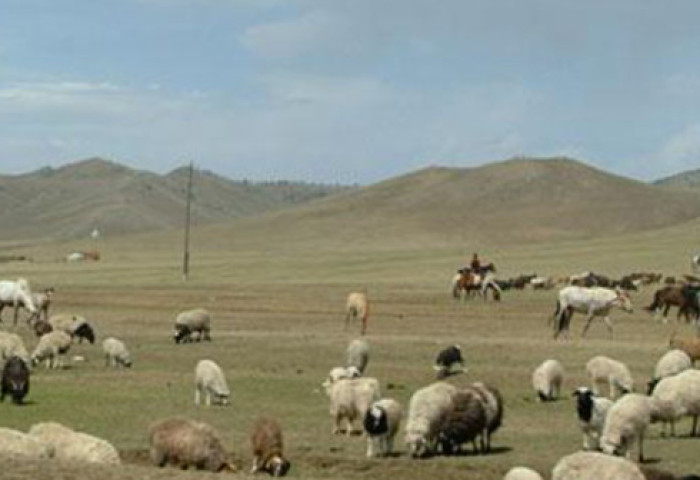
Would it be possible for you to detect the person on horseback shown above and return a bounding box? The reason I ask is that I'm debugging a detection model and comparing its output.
[470,252,481,273]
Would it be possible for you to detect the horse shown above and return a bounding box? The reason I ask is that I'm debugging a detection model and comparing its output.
[552,286,633,339]
[645,284,700,323]
[452,267,501,301]
[0,278,37,325]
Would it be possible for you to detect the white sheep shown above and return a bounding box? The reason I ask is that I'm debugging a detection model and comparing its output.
[345,339,370,374]
[573,387,614,450]
[174,308,211,343]
[0,331,30,367]
[404,381,457,457]
[0,427,52,460]
[345,292,369,335]
[649,368,700,437]
[194,359,230,406]
[30,330,72,369]
[102,337,132,368]
[503,467,544,480]
[552,451,646,480]
[647,349,692,394]
[471,381,504,453]
[586,355,634,399]
[363,398,402,458]
[600,393,653,462]
[28,422,121,464]
[322,366,361,393]
[532,359,565,401]
[329,377,381,435]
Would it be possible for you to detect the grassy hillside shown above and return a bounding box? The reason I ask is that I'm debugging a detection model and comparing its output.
[654,167,700,190]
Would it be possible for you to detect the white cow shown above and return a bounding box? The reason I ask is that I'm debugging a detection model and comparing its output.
[0,278,37,325]
[552,286,633,339]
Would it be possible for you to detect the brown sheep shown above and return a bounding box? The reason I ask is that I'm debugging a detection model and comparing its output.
[345,292,369,335]
[669,334,700,365]
[250,417,290,476]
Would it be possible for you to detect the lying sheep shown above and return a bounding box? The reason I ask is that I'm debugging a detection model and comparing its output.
[503,467,544,480]
[573,387,614,450]
[471,381,504,453]
[174,308,212,344]
[434,345,465,379]
[0,331,31,367]
[552,451,646,480]
[30,330,72,369]
[345,292,369,335]
[363,398,402,458]
[532,359,565,401]
[28,421,121,464]
[346,339,370,374]
[148,416,234,472]
[1,356,30,404]
[669,334,700,364]
[329,377,380,435]
[647,349,692,394]
[437,388,486,455]
[586,355,634,399]
[249,417,290,476]
[404,381,457,457]
[102,337,132,368]
[195,359,230,406]
[0,427,52,461]
[649,369,700,437]
[600,393,653,462]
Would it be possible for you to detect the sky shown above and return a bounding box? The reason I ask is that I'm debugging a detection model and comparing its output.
[2,0,700,184]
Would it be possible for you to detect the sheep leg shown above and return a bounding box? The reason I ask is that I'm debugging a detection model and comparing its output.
[365,437,375,458]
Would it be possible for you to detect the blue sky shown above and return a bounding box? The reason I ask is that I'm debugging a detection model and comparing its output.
[2,0,700,184]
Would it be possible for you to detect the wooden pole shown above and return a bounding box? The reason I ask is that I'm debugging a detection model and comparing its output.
[182,161,194,281]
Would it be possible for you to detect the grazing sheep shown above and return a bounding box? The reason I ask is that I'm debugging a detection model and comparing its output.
[345,292,369,335]
[345,339,370,374]
[174,308,212,344]
[249,417,290,476]
[404,381,457,457]
[552,451,646,480]
[148,417,234,472]
[28,421,121,464]
[503,467,544,480]
[30,330,72,369]
[102,337,132,368]
[0,331,31,367]
[437,388,487,455]
[573,387,614,450]
[49,314,96,344]
[669,334,700,364]
[33,320,53,337]
[647,349,692,394]
[329,377,381,435]
[0,427,52,460]
[649,369,700,437]
[434,345,465,379]
[532,359,565,401]
[195,359,230,406]
[1,356,30,404]
[363,398,402,458]
[586,355,634,399]
[600,393,653,462]
[471,381,504,453]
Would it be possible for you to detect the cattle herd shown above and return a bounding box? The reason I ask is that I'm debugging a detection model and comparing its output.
[0,260,700,479]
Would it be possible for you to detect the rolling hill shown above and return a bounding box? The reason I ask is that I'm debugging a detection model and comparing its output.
[654,167,700,189]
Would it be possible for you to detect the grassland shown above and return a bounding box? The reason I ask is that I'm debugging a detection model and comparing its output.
[1,215,700,480]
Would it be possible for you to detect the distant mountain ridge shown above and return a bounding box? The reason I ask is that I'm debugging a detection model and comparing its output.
[654,168,700,189]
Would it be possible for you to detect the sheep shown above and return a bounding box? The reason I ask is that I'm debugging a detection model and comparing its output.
[322,366,361,394]
[329,377,381,435]
[345,338,370,374]
[669,334,700,364]
[249,417,290,476]
[102,337,132,368]
[437,388,487,455]
[503,467,544,480]
[363,398,402,458]
[148,416,234,472]
[49,313,95,344]
[532,359,565,401]
[174,308,211,344]
[573,387,614,450]
[552,451,646,480]
[33,319,53,337]
[0,331,31,367]
[195,359,230,406]
[471,381,504,453]
[1,356,30,404]
[600,393,653,462]
[404,381,457,457]
[649,368,700,437]
[345,292,369,335]
[433,345,465,379]
[30,330,72,369]
[647,349,692,394]
[28,421,121,464]
[0,427,52,461]
[586,355,634,399]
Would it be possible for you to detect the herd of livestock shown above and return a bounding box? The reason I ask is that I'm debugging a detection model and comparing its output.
[1,261,700,479]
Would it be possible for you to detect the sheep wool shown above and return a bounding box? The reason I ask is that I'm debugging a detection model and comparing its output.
[586,355,634,399]
[329,377,381,435]
[363,398,402,458]
[552,451,645,480]
[404,381,457,457]
[250,417,290,476]
[174,308,212,343]
[0,427,52,461]
[669,335,700,364]
[471,381,504,453]
[648,349,692,394]
[102,337,132,368]
[345,339,370,374]
[30,330,72,369]
[195,359,230,406]
[438,388,487,454]
[650,369,700,437]
[573,387,614,450]
[600,393,653,462]
[28,422,121,465]
[503,467,544,480]
[0,331,30,368]
[532,359,565,401]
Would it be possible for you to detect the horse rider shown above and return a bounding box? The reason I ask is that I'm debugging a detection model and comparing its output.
[470,253,481,273]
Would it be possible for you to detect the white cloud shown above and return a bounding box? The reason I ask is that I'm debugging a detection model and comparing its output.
[657,124,700,170]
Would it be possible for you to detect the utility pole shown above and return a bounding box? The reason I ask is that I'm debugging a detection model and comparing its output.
[182,161,194,281]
